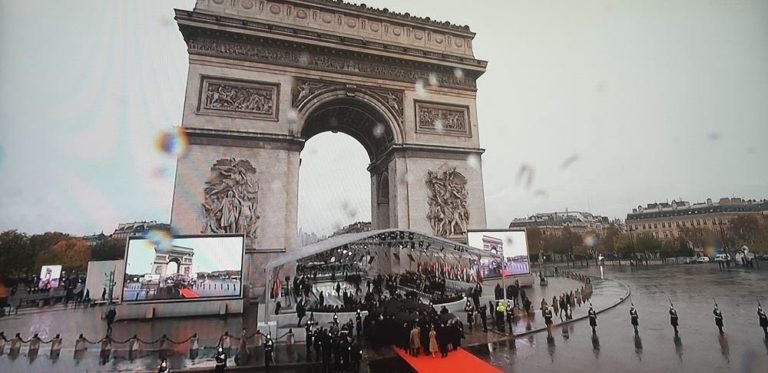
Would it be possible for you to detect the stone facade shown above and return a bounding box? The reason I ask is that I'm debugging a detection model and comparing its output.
[171,0,488,298]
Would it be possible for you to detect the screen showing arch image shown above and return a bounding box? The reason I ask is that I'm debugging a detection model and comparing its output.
[467,230,530,278]
[121,234,244,303]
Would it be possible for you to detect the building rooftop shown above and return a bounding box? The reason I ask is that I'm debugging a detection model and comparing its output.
[626,198,768,221]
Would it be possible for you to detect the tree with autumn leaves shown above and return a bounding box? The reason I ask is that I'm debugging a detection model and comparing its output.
[0,230,127,281]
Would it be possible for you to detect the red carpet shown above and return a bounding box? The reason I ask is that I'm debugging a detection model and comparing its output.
[393,346,502,373]
[180,288,199,298]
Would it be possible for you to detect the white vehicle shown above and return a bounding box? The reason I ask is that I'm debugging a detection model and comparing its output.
[714,254,730,262]
[696,257,710,263]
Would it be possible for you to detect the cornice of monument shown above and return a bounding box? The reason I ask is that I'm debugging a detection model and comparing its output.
[176,10,485,90]
[292,0,475,34]
[192,0,480,60]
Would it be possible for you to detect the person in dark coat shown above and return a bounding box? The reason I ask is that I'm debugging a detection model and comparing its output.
[305,324,313,357]
[296,300,306,327]
[713,305,724,334]
[758,305,768,337]
[264,334,274,368]
[472,283,482,308]
[106,308,117,334]
[543,306,553,337]
[630,306,639,334]
[588,306,597,334]
[214,346,227,373]
[510,284,519,307]
[464,300,475,330]
[494,283,503,300]
[669,306,679,335]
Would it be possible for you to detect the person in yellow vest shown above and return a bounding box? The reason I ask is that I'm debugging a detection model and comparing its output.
[496,301,506,332]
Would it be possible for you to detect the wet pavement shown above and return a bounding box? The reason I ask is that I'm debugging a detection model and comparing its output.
[2,264,765,372]
[467,263,768,373]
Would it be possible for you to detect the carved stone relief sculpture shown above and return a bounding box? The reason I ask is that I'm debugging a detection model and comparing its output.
[292,78,403,123]
[202,158,260,245]
[415,101,470,136]
[425,167,469,236]
[198,77,279,120]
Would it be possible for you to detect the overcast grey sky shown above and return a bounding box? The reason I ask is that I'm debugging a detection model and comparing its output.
[1,0,766,237]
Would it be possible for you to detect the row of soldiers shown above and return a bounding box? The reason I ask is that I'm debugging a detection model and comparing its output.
[538,301,768,339]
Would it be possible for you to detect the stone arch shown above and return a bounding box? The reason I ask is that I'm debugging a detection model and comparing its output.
[297,87,403,162]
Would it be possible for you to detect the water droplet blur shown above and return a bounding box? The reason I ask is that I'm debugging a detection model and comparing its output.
[372,123,386,138]
[434,119,445,132]
[155,127,188,157]
[287,108,300,134]
[397,171,418,187]
[151,167,171,178]
[428,72,439,87]
[453,68,464,80]
[707,132,721,141]
[145,228,173,253]
[583,233,597,248]
[414,79,427,97]
[466,154,481,170]
[561,154,579,170]
[298,51,310,65]
[534,189,548,198]
[516,164,534,189]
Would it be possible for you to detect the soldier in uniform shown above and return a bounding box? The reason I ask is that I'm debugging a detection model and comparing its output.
[264,333,274,368]
[588,306,597,334]
[543,306,554,338]
[214,346,227,372]
[356,309,363,336]
[713,304,724,334]
[669,305,679,335]
[630,306,639,334]
[464,299,475,330]
[305,323,313,358]
[758,304,768,337]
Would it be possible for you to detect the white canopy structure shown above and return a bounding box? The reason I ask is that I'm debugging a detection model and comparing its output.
[262,229,502,321]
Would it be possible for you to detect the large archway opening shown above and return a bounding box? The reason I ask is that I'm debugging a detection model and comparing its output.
[297,96,398,241]
[298,132,371,239]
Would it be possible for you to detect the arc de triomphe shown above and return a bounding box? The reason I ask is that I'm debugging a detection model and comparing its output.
[170,0,488,296]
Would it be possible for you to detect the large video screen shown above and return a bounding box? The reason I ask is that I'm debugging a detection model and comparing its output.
[39,265,62,290]
[467,230,530,278]
[122,234,244,303]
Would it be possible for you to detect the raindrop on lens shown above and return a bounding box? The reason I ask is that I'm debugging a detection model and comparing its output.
[453,68,464,80]
[583,234,597,248]
[466,154,481,170]
[372,123,385,138]
[145,229,173,253]
[434,119,445,132]
[414,79,427,97]
[428,73,439,87]
[155,127,188,157]
[287,108,300,134]
[298,51,310,65]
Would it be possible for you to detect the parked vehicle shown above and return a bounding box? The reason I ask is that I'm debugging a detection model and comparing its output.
[696,257,710,263]
[714,254,730,262]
